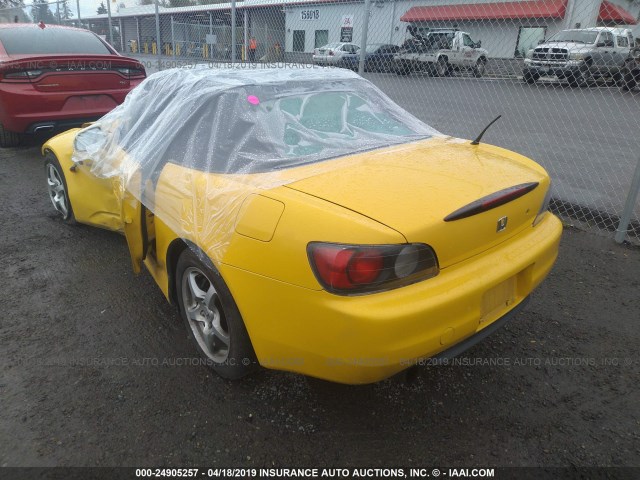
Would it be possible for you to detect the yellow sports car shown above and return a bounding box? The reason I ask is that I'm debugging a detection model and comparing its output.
[43,66,562,384]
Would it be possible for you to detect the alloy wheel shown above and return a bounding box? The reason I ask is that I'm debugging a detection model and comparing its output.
[46,163,69,219]
[181,266,230,362]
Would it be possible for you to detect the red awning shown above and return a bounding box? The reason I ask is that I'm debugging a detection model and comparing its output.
[400,0,568,22]
[598,1,637,25]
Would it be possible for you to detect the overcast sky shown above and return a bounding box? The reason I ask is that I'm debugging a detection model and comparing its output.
[24,0,134,19]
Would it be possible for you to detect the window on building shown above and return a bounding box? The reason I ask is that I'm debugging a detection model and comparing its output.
[515,26,546,58]
[314,30,328,48]
[293,30,305,52]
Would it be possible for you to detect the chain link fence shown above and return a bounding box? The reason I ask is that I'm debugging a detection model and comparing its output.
[4,0,640,244]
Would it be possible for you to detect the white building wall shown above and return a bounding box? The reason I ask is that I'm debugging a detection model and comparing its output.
[285,0,640,58]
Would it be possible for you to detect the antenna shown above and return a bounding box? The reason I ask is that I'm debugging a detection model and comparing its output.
[471,115,502,146]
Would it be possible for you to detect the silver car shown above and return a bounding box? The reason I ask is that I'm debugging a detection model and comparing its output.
[313,42,360,67]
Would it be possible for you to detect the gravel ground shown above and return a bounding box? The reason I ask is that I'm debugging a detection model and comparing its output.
[0,143,639,469]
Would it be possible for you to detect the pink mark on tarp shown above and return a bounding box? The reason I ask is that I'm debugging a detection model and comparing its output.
[247,95,260,105]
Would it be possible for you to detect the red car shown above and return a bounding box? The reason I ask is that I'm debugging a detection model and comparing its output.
[0,23,146,147]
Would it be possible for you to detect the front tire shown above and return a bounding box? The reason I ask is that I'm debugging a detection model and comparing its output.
[176,248,257,380]
[523,71,539,84]
[45,153,75,224]
[568,63,592,87]
[435,57,448,77]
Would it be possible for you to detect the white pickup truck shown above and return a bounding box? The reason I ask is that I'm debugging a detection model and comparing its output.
[394,28,488,77]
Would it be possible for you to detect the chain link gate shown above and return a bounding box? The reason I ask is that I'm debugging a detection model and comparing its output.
[4,0,640,244]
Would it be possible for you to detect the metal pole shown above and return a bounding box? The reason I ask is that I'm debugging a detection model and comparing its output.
[119,18,124,52]
[154,0,161,59]
[209,12,213,60]
[243,9,248,62]
[136,17,140,54]
[358,0,371,75]
[76,0,81,28]
[231,0,237,64]
[171,16,175,58]
[615,155,640,243]
[106,0,113,46]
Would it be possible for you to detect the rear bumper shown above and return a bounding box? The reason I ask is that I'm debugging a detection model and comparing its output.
[0,83,141,133]
[221,213,563,384]
[26,117,101,134]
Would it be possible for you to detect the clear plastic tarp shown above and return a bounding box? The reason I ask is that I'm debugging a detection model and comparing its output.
[72,65,442,260]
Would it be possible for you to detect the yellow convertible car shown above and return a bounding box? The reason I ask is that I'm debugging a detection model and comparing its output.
[43,66,561,384]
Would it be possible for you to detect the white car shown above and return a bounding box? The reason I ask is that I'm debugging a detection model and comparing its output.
[313,42,360,66]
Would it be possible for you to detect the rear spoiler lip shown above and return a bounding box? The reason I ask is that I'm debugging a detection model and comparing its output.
[444,182,539,222]
[0,54,144,72]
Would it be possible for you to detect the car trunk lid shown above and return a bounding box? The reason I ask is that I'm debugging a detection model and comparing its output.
[285,137,549,268]
[0,55,145,91]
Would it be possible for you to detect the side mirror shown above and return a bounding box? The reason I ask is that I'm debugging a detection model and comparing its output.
[73,125,107,163]
[475,40,482,48]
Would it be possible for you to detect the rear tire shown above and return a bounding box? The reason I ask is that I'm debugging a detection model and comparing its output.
[175,248,257,380]
[619,69,638,91]
[0,123,21,148]
[473,58,486,77]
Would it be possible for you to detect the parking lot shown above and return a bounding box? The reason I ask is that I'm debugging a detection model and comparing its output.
[367,72,640,218]
[137,56,640,221]
[1,133,639,468]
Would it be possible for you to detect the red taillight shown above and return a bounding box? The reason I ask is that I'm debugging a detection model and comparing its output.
[312,246,354,289]
[116,66,146,79]
[308,243,439,295]
[1,69,43,82]
[444,182,539,222]
[348,250,384,284]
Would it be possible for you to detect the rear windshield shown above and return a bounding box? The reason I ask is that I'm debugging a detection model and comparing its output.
[0,27,112,55]
[116,80,433,174]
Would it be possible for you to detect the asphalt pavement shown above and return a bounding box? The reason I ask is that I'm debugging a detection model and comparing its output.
[1,145,639,468]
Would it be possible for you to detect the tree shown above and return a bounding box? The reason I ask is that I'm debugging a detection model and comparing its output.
[31,0,56,24]
[60,0,73,20]
[97,1,107,14]
[0,1,25,8]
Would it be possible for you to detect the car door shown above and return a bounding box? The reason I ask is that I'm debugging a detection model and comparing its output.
[461,33,477,67]
[594,31,615,75]
[446,33,462,65]
[66,126,124,231]
[614,33,631,73]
